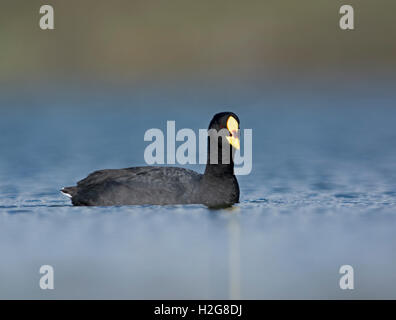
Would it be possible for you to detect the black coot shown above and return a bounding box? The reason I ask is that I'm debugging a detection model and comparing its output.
[61,112,241,208]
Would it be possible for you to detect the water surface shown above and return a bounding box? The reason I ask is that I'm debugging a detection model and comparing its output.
[1,88,396,299]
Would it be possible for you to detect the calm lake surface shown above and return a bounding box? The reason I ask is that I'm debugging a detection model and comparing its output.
[1,83,396,299]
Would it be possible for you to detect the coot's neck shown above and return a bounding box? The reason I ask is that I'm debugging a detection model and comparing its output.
[204,162,234,177]
[204,136,235,177]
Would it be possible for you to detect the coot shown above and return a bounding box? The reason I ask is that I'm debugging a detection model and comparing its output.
[61,112,240,208]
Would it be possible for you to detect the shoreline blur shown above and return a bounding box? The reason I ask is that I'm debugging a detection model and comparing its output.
[1,0,395,89]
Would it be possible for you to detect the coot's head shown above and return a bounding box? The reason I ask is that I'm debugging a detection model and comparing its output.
[208,112,240,150]
[205,112,240,174]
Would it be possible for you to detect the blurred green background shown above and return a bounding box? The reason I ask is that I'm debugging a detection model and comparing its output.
[1,0,395,89]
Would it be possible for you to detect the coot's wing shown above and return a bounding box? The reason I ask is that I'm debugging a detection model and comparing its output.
[73,166,202,206]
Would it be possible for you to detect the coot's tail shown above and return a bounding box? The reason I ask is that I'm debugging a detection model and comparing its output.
[61,186,77,198]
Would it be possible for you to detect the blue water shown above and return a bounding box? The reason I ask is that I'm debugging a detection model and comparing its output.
[1,84,396,298]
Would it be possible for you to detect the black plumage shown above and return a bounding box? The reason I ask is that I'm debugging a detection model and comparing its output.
[62,112,240,208]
